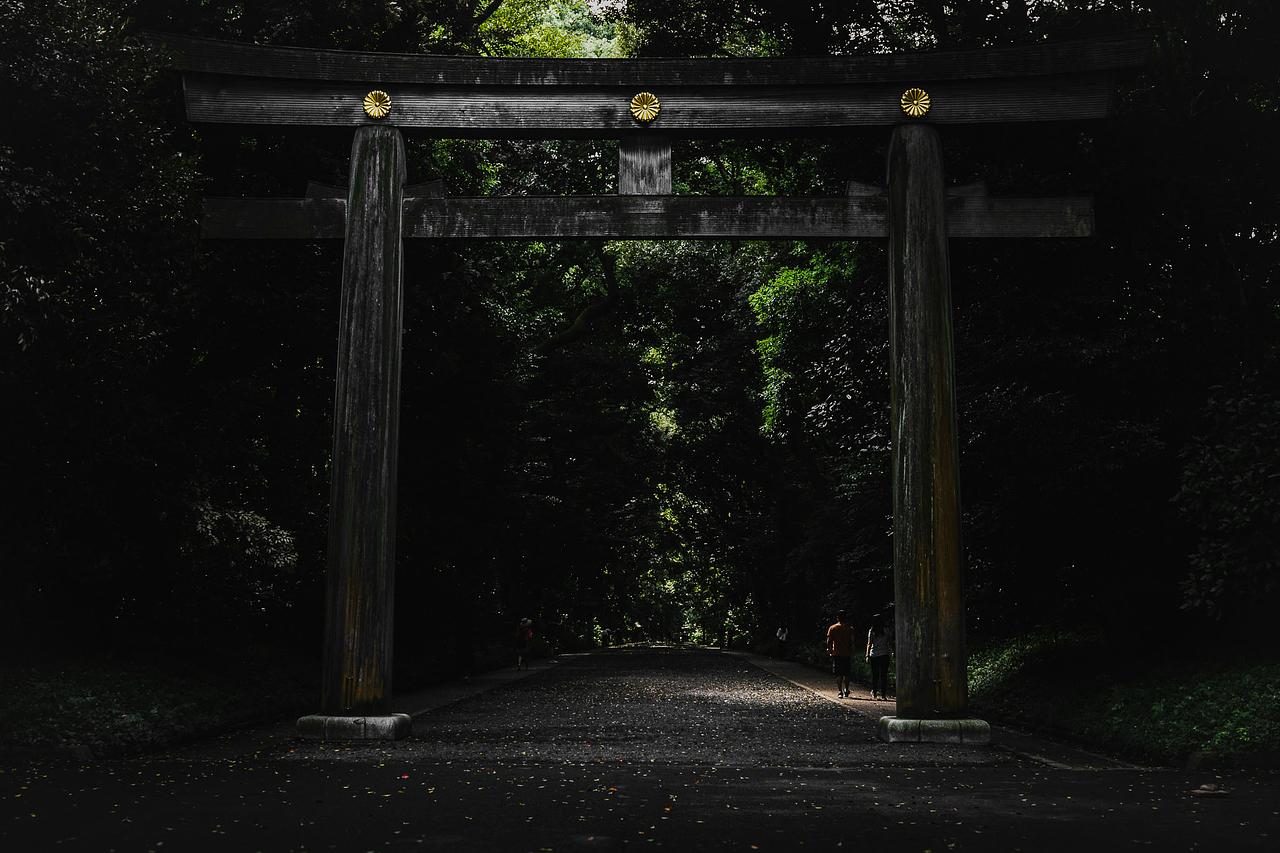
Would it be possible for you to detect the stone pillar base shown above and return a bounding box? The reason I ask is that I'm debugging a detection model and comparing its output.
[297,713,412,741]
[879,715,990,744]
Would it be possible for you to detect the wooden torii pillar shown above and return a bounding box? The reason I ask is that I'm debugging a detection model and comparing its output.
[155,31,1147,741]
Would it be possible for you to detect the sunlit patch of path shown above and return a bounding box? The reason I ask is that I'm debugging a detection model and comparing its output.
[728,649,898,711]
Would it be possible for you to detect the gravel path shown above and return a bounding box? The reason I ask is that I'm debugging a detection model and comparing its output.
[424,646,871,766]
[3,647,1278,852]
[294,646,1008,768]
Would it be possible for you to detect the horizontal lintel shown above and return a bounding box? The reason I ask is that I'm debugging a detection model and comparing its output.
[152,31,1151,88]
[201,195,1093,240]
[182,73,1116,132]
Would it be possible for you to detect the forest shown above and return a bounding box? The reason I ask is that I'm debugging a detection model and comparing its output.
[1,1,1277,756]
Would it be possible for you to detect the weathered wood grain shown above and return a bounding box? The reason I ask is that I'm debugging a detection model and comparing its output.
[321,125,405,717]
[201,194,1092,240]
[887,123,967,720]
[619,135,672,195]
[152,31,1150,87]
[407,196,884,238]
[181,73,1117,132]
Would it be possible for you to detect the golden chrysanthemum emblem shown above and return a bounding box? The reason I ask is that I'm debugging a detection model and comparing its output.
[362,90,392,119]
[629,91,661,123]
[900,87,931,118]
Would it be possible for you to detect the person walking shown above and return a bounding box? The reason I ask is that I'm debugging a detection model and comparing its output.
[826,611,855,698]
[515,618,534,671]
[866,613,893,701]
[775,625,789,660]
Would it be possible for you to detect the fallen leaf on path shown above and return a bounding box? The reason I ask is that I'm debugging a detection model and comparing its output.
[1188,784,1230,798]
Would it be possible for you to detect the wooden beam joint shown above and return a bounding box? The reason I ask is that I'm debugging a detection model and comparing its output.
[618,136,672,195]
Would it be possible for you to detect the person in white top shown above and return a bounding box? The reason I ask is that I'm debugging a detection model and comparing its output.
[865,613,893,701]
[775,625,789,659]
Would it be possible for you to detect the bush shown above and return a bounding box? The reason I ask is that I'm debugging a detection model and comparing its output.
[969,629,1280,764]
[0,648,314,756]
[1174,383,1280,622]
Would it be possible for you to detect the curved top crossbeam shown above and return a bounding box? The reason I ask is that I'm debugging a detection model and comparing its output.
[151,31,1150,135]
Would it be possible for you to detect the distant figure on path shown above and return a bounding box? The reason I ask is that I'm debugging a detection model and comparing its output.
[516,618,534,671]
[866,613,893,701]
[826,612,855,698]
[776,625,789,660]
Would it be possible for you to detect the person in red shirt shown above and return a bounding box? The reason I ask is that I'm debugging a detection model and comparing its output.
[826,611,855,698]
[516,618,534,671]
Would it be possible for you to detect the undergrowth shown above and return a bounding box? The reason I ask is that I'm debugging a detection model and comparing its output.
[0,649,314,756]
[0,639,552,757]
[968,629,1280,765]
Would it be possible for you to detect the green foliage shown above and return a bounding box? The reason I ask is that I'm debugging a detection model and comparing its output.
[970,630,1280,763]
[748,254,857,438]
[484,0,619,58]
[1102,669,1280,757]
[0,650,313,755]
[1174,383,1280,619]
[182,501,300,612]
[1,0,210,635]
[968,629,1100,698]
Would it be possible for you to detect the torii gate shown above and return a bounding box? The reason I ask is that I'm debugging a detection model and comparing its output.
[155,31,1148,743]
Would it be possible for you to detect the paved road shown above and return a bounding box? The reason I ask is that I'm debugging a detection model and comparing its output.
[3,647,1277,851]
